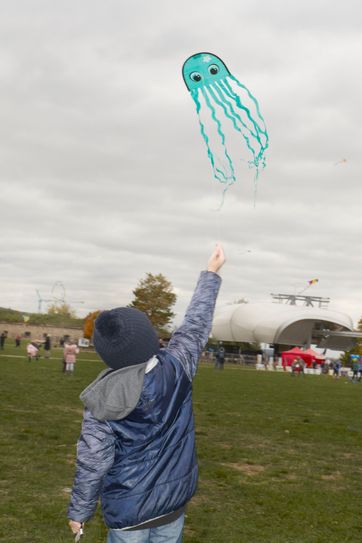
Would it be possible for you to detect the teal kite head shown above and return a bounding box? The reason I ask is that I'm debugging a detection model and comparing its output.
[182,52,230,91]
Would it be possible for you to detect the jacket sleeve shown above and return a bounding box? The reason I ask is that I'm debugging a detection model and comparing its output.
[166,270,221,380]
[68,408,115,522]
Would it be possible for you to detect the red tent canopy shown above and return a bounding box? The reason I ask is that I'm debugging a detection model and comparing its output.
[281,347,317,367]
[303,348,325,361]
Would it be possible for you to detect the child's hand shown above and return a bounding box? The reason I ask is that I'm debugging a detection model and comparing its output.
[69,520,82,537]
[207,243,226,273]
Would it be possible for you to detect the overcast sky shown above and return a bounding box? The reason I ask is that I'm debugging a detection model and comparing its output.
[0,0,361,328]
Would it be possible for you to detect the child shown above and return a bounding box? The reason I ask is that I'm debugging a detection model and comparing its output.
[63,341,80,374]
[27,342,39,362]
[68,244,225,543]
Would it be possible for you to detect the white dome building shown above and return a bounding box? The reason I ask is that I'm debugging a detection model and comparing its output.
[212,299,359,351]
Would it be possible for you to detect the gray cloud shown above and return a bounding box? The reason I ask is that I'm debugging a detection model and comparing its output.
[0,0,361,329]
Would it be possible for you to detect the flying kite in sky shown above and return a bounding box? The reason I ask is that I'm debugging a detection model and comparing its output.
[182,52,269,201]
[298,278,319,294]
[334,158,347,166]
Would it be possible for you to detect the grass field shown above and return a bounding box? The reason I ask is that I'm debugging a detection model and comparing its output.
[1,345,362,543]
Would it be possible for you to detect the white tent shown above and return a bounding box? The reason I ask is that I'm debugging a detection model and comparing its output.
[211,302,357,350]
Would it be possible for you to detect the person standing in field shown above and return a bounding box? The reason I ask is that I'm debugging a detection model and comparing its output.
[27,342,39,362]
[215,343,225,370]
[333,359,342,378]
[64,340,79,374]
[43,334,51,359]
[68,243,225,543]
[0,331,7,350]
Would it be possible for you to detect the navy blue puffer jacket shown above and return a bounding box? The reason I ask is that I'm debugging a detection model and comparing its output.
[68,271,221,529]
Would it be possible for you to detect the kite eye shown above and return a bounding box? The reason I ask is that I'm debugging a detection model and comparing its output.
[208,64,219,75]
[190,72,202,82]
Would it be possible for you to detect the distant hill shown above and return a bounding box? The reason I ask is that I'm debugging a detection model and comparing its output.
[0,307,83,328]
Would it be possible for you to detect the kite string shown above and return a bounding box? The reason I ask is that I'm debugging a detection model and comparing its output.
[253,167,259,208]
[215,206,222,242]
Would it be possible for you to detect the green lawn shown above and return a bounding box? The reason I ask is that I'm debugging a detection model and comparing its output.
[1,345,362,542]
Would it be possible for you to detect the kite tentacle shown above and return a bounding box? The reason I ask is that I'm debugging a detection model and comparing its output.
[212,81,264,204]
[191,89,226,183]
[213,81,258,138]
[200,86,236,186]
[219,79,266,138]
[218,82,266,170]
[220,78,269,167]
[228,74,268,128]
[209,82,257,163]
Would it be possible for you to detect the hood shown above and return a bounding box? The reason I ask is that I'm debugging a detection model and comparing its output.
[79,361,148,421]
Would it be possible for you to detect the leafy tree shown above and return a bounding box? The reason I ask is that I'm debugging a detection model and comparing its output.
[129,273,176,334]
[83,310,101,339]
[47,303,77,318]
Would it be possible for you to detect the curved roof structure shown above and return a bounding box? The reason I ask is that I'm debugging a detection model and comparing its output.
[212,302,357,350]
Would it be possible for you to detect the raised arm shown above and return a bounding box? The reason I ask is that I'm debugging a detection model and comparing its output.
[166,244,225,380]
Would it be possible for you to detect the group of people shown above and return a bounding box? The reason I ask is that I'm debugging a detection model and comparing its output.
[23,334,79,374]
[291,356,306,375]
[289,356,362,380]
[26,334,52,362]
[351,354,362,382]
[1,329,80,373]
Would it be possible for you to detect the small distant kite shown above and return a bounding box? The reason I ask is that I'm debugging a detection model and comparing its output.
[298,278,319,294]
[334,158,347,166]
[182,52,269,202]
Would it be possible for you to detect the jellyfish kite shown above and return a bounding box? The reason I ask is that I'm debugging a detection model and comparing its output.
[182,52,269,201]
